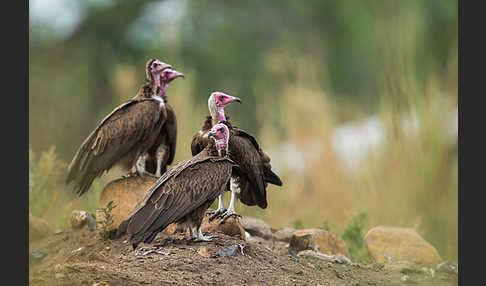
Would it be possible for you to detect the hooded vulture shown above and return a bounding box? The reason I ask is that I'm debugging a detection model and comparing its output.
[66,59,183,196]
[190,92,283,220]
[121,123,235,249]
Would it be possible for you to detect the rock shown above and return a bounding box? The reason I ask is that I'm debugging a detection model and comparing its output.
[218,244,245,257]
[71,210,96,230]
[297,250,354,265]
[240,216,273,239]
[273,227,296,242]
[436,261,458,275]
[55,273,65,279]
[31,250,48,262]
[29,214,53,242]
[97,175,158,231]
[92,282,110,286]
[289,229,350,258]
[364,226,443,268]
[198,246,210,258]
[162,222,187,235]
[383,260,423,273]
[201,214,246,239]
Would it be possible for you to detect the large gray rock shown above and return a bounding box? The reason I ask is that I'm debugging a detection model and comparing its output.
[289,229,350,258]
[364,226,443,268]
[240,216,273,239]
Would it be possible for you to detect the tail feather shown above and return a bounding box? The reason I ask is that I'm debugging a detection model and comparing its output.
[263,166,282,186]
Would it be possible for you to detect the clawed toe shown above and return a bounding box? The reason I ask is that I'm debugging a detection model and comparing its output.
[208,209,226,222]
[220,211,241,223]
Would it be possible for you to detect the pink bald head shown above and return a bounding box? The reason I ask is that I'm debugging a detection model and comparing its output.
[208,123,230,151]
[211,92,242,108]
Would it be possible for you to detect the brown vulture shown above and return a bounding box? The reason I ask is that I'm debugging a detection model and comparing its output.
[190,92,283,220]
[121,123,235,249]
[66,59,183,196]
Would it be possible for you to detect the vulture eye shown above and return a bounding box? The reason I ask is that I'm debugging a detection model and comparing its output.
[219,95,224,101]
[164,71,169,77]
[153,63,158,67]
[218,128,224,133]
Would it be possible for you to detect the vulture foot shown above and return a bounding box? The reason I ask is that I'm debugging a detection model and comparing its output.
[220,210,242,223]
[208,208,227,222]
[196,234,213,242]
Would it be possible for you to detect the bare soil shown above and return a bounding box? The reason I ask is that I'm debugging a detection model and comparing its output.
[29,225,458,286]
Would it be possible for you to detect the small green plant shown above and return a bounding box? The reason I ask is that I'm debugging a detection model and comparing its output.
[322,219,332,232]
[96,200,117,240]
[342,210,372,264]
[293,219,304,229]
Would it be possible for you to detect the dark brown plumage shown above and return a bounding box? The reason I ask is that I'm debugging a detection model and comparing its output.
[191,92,282,215]
[123,124,235,249]
[144,100,177,176]
[192,117,282,208]
[66,59,173,196]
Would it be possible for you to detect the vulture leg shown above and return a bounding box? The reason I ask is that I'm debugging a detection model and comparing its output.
[208,194,226,222]
[197,227,213,242]
[186,225,197,240]
[221,178,242,221]
[135,153,148,176]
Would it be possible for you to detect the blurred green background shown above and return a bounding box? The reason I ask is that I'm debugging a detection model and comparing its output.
[29,0,457,262]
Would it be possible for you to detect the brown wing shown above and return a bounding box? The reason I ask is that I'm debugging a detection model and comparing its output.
[231,126,282,186]
[126,152,234,247]
[228,130,268,208]
[164,103,177,166]
[66,99,162,196]
[190,116,212,156]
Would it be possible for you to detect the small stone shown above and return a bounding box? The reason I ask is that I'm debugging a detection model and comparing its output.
[218,244,244,257]
[105,247,111,251]
[400,275,409,282]
[71,210,89,229]
[198,247,210,258]
[31,250,48,261]
[92,282,110,286]
[54,229,63,235]
[55,273,65,279]
[72,247,83,253]
[54,264,63,272]
[436,261,458,275]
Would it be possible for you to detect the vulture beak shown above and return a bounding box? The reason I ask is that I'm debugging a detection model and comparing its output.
[207,131,215,139]
[172,70,185,79]
[230,96,242,104]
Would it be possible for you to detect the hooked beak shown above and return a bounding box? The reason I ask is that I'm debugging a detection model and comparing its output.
[172,70,185,79]
[207,131,215,139]
[229,96,242,104]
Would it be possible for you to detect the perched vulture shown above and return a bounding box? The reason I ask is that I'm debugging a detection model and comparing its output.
[137,65,183,177]
[121,123,235,249]
[190,92,282,219]
[66,59,183,196]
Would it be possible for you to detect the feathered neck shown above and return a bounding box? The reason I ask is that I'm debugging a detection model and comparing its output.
[208,98,226,126]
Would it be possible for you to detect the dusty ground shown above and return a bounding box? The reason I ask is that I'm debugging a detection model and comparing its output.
[29,225,458,286]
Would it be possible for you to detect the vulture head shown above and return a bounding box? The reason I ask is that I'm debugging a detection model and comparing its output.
[160,69,184,84]
[208,123,230,155]
[145,59,173,86]
[208,92,242,124]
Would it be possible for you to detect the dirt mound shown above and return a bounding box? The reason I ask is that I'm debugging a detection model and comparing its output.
[29,223,458,286]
